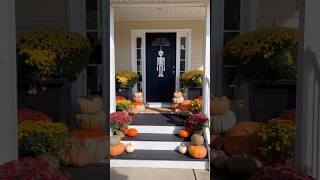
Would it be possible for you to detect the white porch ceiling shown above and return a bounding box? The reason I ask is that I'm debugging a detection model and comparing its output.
[114,7,206,21]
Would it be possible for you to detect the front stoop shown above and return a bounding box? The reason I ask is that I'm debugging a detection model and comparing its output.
[110,113,209,169]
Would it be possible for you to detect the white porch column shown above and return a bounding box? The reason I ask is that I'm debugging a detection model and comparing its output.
[295,0,320,179]
[110,7,116,113]
[0,0,18,163]
[203,2,210,116]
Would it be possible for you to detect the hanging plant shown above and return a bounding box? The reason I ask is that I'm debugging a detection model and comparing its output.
[180,70,204,88]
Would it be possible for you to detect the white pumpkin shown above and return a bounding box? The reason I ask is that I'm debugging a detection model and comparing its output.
[78,96,103,114]
[125,143,135,153]
[135,104,145,112]
[211,110,236,135]
[75,111,106,130]
[172,97,184,104]
[178,143,188,154]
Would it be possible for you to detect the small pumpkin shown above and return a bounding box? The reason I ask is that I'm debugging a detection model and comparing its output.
[178,143,188,154]
[110,135,121,146]
[78,96,103,114]
[188,144,207,159]
[224,121,261,155]
[191,134,204,145]
[211,96,230,115]
[126,128,138,137]
[180,100,193,111]
[70,147,92,167]
[211,110,236,135]
[173,91,183,98]
[125,143,135,153]
[110,143,125,157]
[172,97,184,104]
[134,92,143,98]
[179,129,190,138]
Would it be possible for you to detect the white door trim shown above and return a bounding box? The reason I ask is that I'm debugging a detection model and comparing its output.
[131,29,192,105]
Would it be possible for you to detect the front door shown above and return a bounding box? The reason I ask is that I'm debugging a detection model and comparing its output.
[146,33,176,102]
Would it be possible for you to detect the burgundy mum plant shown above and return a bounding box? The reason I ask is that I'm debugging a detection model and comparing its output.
[250,164,314,180]
[0,157,70,180]
[110,111,132,133]
[185,114,209,134]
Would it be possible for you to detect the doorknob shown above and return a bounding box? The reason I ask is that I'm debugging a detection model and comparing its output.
[173,66,176,70]
[172,70,176,74]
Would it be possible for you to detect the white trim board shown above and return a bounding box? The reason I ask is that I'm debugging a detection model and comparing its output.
[121,141,190,150]
[110,159,209,169]
[131,29,192,104]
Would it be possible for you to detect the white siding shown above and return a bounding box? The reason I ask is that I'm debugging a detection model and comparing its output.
[114,20,205,71]
[256,0,299,28]
[16,0,69,32]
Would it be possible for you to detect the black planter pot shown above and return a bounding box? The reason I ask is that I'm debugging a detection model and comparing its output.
[116,87,132,100]
[18,79,72,123]
[187,87,202,99]
[247,80,296,122]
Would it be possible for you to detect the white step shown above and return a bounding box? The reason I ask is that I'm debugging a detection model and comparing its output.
[121,141,191,150]
[128,125,184,134]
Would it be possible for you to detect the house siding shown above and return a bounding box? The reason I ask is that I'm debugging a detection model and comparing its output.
[114,20,205,71]
[15,0,69,32]
[256,0,299,28]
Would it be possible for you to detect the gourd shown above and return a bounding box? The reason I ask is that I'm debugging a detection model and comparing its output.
[78,96,103,114]
[173,91,183,98]
[72,130,106,142]
[179,129,190,138]
[226,155,260,175]
[172,97,184,104]
[83,137,108,161]
[211,96,230,115]
[191,134,204,145]
[126,128,138,137]
[178,143,188,154]
[70,148,92,167]
[125,143,135,153]
[180,100,193,111]
[211,111,236,135]
[110,135,121,146]
[75,111,106,130]
[110,143,125,157]
[224,121,261,155]
[188,144,207,159]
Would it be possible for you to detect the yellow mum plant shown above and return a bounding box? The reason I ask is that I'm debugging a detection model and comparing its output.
[18,121,69,156]
[224,27,298,80]
[116,71,139,89]
[180,70,204,88]
[116,99,132,111]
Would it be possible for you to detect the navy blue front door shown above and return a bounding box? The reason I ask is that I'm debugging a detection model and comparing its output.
[146,33,176,102]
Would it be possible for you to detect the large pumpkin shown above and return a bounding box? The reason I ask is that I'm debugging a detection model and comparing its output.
[83,137,108,161]
[180,100,193,111]
[211,111,236,135]
[78,96,103,114]
[211,96,230,115]
[72,130,106,142]
[110,143,126,157]
[224,121,261,155]
[69,148,92,167]
[188,144,207,159]
[75,111,106,130]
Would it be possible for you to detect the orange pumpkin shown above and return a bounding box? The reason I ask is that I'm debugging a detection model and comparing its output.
[188,144,207,159]
[224,121,261,155]
[172,103,179,110]
[116,96,126,100]
[110,143,125,157]
[180,100,193,111]
[132,102,143,106]
[126,128,138,137]
[72,130,106,142]
[179,129,190,138]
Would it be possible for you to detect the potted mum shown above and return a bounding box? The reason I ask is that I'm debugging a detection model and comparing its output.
[180,70,204,99]
[116,71,139,100]
[16,29,92,122]
[224,27,298,121]
[110,112,132,137]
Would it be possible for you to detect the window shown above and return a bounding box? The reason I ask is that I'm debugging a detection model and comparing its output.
[180,37,187,89]
[86,0,103,95]
[136,37,142,92]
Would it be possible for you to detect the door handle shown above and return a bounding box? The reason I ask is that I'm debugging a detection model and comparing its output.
[172,70,176,74]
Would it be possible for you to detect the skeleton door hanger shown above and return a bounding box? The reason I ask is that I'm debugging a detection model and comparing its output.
[152,37,170,78]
